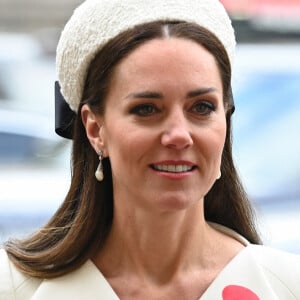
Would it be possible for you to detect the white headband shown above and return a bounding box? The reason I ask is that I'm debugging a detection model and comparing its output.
[56,0,236,112]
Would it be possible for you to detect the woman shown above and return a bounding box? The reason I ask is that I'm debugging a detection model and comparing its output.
[1,0,300,299]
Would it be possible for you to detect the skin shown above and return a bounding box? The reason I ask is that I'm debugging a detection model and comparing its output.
[82,38,244,299]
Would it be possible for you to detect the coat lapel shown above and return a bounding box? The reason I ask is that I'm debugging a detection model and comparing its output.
[31,260,119,300]
[30,245,283,299]
[199,245,278,299]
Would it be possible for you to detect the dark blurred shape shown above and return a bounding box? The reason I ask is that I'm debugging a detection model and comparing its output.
[0,109,65,164]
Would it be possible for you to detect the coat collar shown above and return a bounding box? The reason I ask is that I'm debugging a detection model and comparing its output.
[28,225,276,300]
[29,224,255,300]
[30,246,281,300]
[200,245,278,299]
[31,260,119,300]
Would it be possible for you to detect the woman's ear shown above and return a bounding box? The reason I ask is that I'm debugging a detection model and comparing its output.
[81,104,105,152]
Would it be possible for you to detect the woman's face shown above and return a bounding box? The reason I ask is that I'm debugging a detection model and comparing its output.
[97,37,226,213]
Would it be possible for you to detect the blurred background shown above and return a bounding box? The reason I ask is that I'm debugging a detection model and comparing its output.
[0,0,299,253]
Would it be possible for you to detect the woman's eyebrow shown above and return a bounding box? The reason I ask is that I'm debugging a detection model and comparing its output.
[124,87,217,100]
[125,91,163,100]
[186,87,218,98]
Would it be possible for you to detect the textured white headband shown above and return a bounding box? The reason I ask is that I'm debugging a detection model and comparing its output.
[56,0,236,112]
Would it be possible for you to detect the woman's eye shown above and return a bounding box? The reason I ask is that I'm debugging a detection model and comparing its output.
[191,101,216,115]
[130,104,158,116]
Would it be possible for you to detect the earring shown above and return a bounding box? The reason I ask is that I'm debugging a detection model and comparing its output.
[95,150,104,181]
[217,170,221,180]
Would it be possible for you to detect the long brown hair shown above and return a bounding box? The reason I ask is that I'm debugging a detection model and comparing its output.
[4,21,261,279]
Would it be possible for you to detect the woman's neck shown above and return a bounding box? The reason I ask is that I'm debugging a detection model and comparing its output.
[93,199,236,283]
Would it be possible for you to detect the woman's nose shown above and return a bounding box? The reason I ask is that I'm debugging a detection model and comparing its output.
[161,111,193,150]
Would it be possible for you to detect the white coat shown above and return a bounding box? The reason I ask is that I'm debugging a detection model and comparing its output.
[1,224,300,299]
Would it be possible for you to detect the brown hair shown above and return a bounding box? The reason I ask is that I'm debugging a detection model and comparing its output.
[4,21,261,279]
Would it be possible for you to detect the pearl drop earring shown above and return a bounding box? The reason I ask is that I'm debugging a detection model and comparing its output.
[95,150,104,181]
[217,170,221,180]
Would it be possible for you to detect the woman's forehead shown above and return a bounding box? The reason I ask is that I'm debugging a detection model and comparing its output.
[105,38,223,102]
[112,38,218,77]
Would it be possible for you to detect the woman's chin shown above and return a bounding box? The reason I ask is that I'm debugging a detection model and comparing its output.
[153,194,202,213]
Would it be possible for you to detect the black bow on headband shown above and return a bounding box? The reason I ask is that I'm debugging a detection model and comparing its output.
[55,81,75,139]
